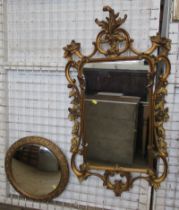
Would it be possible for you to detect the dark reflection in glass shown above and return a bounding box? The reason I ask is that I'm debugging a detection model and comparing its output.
[12,144,61,196]
[84,60,150,168]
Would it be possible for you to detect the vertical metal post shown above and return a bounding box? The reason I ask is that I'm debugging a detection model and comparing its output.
[161,0,172,37]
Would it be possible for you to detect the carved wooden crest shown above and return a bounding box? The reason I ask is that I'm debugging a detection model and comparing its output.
[64,6,171,196]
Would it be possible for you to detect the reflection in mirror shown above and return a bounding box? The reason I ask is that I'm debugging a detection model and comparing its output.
[84,60,150,168]
[5,136,69,201]
[12,144,61,196]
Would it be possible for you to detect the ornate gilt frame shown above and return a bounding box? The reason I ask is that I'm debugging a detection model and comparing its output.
[64,6,171,196]
[5,136,69,201]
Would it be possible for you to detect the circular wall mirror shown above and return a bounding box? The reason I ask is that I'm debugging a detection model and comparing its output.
[5,136,69,201]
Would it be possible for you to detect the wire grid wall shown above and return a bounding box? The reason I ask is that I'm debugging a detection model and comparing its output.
[6,67,144,210]
[0,0,161,209]
[6,0,153,66]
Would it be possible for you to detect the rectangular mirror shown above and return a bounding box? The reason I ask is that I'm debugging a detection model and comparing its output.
[84,61,149,168]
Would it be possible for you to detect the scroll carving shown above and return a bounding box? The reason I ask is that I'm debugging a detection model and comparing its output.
[64,6,171,195]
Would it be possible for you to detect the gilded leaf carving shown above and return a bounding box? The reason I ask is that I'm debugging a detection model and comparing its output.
[64,5,170,196]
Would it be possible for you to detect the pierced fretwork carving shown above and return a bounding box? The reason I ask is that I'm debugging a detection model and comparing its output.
[64,6,171,196]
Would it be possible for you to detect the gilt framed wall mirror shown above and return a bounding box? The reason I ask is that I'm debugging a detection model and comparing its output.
[5,136,69,201]
[64,6,171,196]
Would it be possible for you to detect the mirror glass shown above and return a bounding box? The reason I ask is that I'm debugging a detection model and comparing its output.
[12,144,61,196]
[83,60,150,168]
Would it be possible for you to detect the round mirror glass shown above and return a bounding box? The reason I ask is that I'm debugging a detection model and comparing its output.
[12,144,61,196]
[5,136,69,201]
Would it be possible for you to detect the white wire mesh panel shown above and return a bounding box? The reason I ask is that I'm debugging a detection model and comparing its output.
[6,0,154,67]
[7,68,143,210]
[7,69,70,144]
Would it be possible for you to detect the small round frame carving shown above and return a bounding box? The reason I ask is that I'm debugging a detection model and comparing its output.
[5,136,69,201]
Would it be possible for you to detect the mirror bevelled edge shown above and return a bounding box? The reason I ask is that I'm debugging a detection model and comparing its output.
[5,136,69,201]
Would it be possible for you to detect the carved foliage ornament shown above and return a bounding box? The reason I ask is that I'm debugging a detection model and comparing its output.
[64,6,171,196]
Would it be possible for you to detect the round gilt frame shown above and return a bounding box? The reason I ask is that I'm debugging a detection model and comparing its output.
[64,6,171,196]
[5,136,69,201]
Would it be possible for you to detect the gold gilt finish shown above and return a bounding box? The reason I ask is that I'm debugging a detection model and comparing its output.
[5,136,69,201]
[64,6,171,196]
